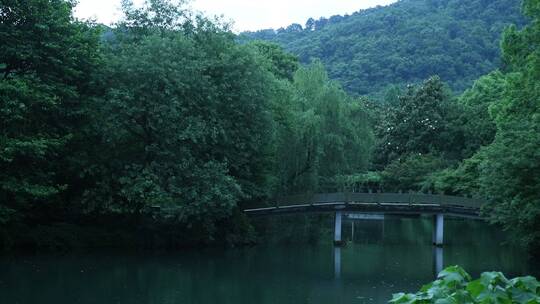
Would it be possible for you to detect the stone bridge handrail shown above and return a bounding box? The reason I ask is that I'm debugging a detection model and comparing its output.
[269,192,485,210]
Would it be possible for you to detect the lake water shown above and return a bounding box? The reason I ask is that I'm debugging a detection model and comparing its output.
[1,216,537,304]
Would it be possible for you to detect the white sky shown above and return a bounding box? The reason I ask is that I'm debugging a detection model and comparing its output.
[74,0,398,32]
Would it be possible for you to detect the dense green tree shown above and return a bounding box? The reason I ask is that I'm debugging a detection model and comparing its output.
[478,0,540,247]
[381,154,448,192]
[423,72,507,196]
[426,151,486,195]
[84,0,277,237]
[374,76,458,166]
[247,41,299,81]
[456,71,506,158]
[271,62,373,194]
[0,0,101,232]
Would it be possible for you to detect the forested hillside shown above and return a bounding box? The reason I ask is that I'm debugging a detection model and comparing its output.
[241,0,526,98]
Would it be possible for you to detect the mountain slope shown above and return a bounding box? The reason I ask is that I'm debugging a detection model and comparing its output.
[241,0,526,97]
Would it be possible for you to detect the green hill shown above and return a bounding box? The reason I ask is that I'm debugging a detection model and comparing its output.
[241,0,526,98]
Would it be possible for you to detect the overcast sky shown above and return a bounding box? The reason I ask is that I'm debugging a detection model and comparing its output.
[74,0,398,32]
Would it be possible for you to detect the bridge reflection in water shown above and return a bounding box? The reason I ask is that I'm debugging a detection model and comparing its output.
[332,246,444,279]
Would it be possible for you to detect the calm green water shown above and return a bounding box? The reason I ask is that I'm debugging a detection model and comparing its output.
[1,217,537,304]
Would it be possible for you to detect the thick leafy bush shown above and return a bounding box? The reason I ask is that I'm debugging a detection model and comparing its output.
[390,266,540,303]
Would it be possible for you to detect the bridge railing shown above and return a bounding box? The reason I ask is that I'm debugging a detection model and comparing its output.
[254,192,485,210]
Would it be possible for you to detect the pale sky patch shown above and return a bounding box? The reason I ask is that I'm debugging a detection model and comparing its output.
[74,0,398,32]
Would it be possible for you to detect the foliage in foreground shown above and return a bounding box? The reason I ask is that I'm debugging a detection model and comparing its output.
[391,266,540,304]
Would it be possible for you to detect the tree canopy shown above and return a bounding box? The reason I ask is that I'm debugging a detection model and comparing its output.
[0,0,101,231]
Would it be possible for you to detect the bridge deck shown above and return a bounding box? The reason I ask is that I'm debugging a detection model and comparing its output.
[243,192,485,219]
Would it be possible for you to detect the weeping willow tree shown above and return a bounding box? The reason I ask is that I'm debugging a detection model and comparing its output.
[271,62,374,195]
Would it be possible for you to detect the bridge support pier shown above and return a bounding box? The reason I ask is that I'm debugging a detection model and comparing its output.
[432,214,444,247]
[334,211,344,246]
